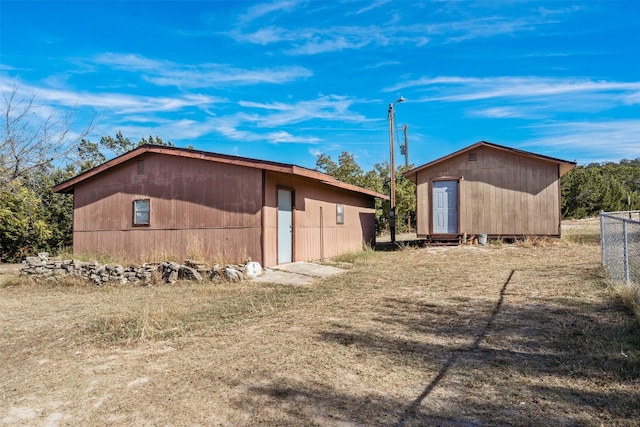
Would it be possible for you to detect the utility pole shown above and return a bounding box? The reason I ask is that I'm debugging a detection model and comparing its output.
[388,97,405,244]
[399,124,409,166]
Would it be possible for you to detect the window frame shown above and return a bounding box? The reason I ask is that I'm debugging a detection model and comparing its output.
[133,199,150,226]
[336,203,344,225]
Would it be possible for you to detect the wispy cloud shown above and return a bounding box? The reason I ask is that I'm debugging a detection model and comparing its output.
[308,147,323,157]
[238,95,370,127]
[237,0,300,24]
[92,53,313,87]
[524,119,640,162]
[229,24,396,54]
[102,118,220,142]
[352,0,391,15]
[0,74,342,146]
[92,52,167,71]
[232,26,292,45]
[432,16,548,43]
[147,66,312,87]
[92,106,323,146]
[469,106,536,119]
[209,114,320,144]
[537,4,587,17]
[0,75,224,134]
[286,35,373,55]
[363,60,402,70]
[10,85,221,114]
[0,64,22,72]
[386,76,640,113]
[227,9,554,55]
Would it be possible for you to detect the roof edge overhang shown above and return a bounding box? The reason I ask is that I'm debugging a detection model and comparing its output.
[403,140,577,182]
[53,144,389,200]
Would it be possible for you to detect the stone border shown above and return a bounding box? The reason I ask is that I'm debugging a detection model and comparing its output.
[20,253,263,286]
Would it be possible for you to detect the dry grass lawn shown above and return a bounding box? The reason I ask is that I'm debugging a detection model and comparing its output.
[1,218,638,426]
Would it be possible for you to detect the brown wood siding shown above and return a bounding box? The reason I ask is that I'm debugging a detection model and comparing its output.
[415,146,561,237]
[263,171,376,267]
[72,153,263,263]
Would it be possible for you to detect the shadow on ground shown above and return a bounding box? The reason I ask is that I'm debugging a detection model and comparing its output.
[236,266,640,426]
[375,240,426,252]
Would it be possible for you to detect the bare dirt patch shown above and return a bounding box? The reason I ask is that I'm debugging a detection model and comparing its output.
[1,220,638,426]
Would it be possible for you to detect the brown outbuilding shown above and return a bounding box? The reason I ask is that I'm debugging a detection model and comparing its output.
[53,145,388,267]
[404,141,576,241]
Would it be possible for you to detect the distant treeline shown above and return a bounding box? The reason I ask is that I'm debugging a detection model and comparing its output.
[561,158,640,218]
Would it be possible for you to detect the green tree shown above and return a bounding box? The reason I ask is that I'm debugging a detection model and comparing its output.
[561,164,638,218]
[140,134,174,147]
[99,131,174,157]
[99,131,135,156]
[37,165,75,252]
[0,87,92,260]
[77,139,107,172]
[79,133,175,172]
[316,151,366,187]
[0,181,52,261]
[316,152,416,234]
[315,153,339,178]
[395,164,417,232]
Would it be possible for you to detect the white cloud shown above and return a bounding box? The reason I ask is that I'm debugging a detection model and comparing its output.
[46,88,220,114]
[0,75,346,148]
[434,16,545,43]
[209,114,320,145]
[98,118,219,143]
[352,0,391,15]
[469,106,534,119]
[524,120,640,162]
[238,95,370,127]
[93,52,168,71]
[363,60,402,70]
[237,0,300,24]
[147,66,312,88]
[308,147,323,157]
[286,36,371,55]
[386,76,640,116]
[226,7,554,55]
[91,53,313,87]
[623,91,640,105]
[0,75,226,135]
[234,26,292,45]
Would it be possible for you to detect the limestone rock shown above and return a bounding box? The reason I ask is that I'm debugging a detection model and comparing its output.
[224,267,241,282]
[245,261,263,278]
[179,265,203,282]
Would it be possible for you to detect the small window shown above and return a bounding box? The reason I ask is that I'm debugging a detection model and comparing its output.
[336,203,344,224]
[137,160,145,175]
[133,199,150,225]
[468,153,477,162]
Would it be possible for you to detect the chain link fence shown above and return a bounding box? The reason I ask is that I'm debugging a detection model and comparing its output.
[600,210,640,284]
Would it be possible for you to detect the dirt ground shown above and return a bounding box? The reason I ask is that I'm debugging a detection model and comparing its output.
[1,219,638,426]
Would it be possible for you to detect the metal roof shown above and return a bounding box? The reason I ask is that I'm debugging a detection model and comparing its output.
[404,140,577,182]
[53,144,389,199]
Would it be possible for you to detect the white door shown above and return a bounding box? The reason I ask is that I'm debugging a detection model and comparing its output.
[433,180,458,234]
[277,189,293,263]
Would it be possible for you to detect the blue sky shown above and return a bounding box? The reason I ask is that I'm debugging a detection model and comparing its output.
[1,1,639,171]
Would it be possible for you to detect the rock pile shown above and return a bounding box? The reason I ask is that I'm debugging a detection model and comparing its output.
[20,253,263,286]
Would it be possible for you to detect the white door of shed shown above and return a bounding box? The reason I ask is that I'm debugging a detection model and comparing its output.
[433,180,458,234]
[277,189,293,263]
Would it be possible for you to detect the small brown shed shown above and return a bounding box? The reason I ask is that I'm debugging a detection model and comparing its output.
[53,145,387,267]
[404,141,576,240]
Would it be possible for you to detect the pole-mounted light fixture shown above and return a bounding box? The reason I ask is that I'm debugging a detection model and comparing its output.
[388,96,405,244]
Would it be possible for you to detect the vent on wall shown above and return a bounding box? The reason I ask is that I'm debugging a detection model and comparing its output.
[468,153,477,162]
[137,160,145,175]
